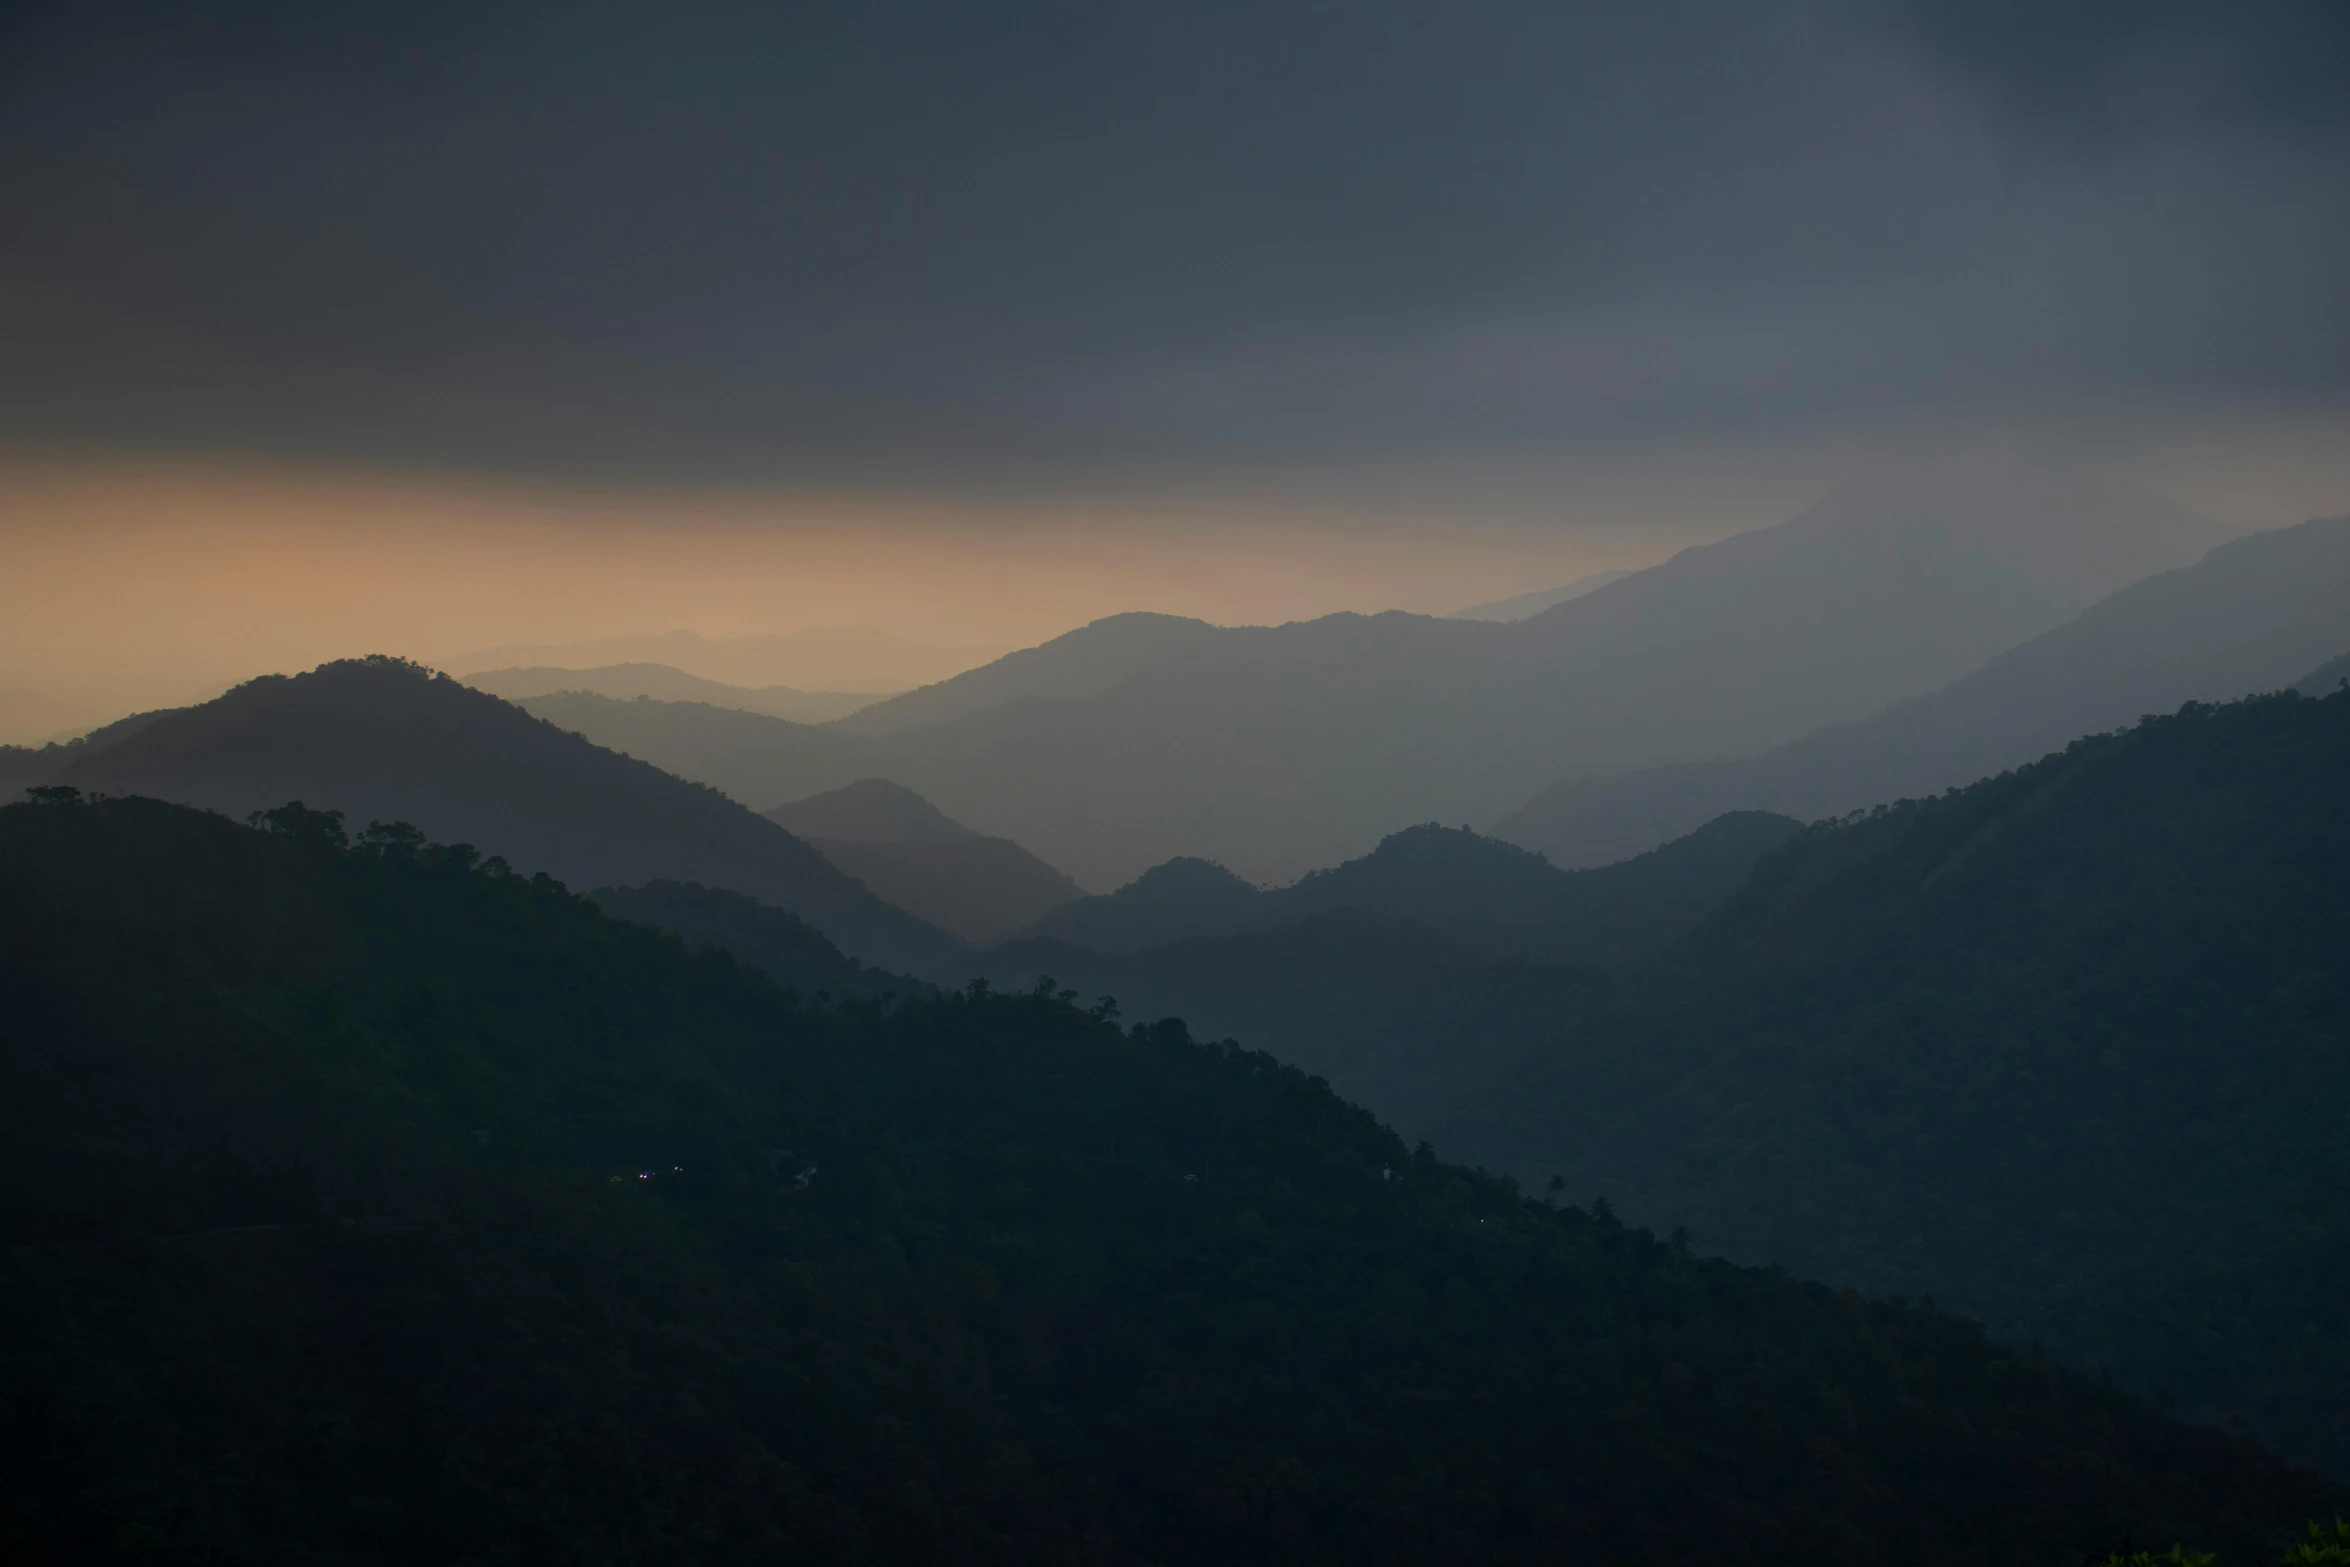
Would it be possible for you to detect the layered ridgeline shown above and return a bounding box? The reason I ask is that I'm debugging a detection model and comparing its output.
[463,661,887,724]
[1427,691,2350,1472]
[524,465,2228,887]
[1014,811,1797,964]
[48,657,961,974]
[2,794,2341,1564]
[1501,512,2350,866]
[1445,568,1637,622]
[766,778,1085,943]
[452,625,1007,693]
[987,691,2350,1474]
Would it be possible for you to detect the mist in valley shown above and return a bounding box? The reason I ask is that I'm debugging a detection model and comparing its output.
[4,2,2349,1561]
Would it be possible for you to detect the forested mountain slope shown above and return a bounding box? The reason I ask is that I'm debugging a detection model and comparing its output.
[0,790,2338,1564]
[1495,690,2350,1472]
[1018,812,1796,965]
[589,878,918,1001]
[531,467,2227,887]
[1500,512,2350,866]
[994,690,2350,1474]
[767,778,1086,942]
[54,657,961,973]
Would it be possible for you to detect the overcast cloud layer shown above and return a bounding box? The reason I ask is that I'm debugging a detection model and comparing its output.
[2,0,2345,486]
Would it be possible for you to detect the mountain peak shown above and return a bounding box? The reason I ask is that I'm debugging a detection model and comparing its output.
[767,777,980,845]
[52,655,962,971]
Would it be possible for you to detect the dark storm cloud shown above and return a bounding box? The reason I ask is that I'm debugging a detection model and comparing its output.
[1,0,2343,482]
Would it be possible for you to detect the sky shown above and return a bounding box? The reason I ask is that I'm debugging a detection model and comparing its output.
[2,0,2347,713]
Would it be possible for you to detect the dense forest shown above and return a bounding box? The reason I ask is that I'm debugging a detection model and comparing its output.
[980,689,2350,1474]
[4,790,2341,1563]
[1029,690,2350,1475]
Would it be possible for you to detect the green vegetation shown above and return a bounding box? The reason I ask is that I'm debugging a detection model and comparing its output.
[2088,1520,2350,1565]
[3,790,2340,1562]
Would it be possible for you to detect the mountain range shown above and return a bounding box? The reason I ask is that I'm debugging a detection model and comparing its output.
[452,626,1009,692]
[1445,567,1636,621]
[765,777,1085,942]
[522,463,2233,887]
[462,661,887,723]
[985,685,2350,1474]
[1499,512,2350,865]
[43,656,961,973]
[4,787,2339,1562]
[1014,811,1797,966]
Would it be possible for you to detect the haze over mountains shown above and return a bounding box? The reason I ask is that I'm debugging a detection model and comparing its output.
[463,662,886,724]
[12,789,2339,1561]
[765,777,1085,942]
[19,0,2350,1549]
[1499,512,2350,865]
[453,626,1010,693]
[984,686,2350,1474]
[524,464,2235,887]
[1445,567,1636,622]
[46,657,960,974]
[1013,812,1797,966]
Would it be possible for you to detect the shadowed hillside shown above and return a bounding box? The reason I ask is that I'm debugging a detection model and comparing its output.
[0,789,2337,1562]
[2299,650,2350,695]
[53,657,962,973]
[766,778,1086,942]
[525,466,2230,888]
[1413,691,2350,1472]
[1500,512,2350,866]
[591,878,920,1001]
[1019,812,1797,966]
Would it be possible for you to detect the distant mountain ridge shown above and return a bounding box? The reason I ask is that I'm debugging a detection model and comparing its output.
[453,626,1009,692]
[463,662,886,723]
[767,776,989,843]
[2300,649,2350,695]
[991,687,2350,1474]
[1015,812,1798,966]
[1498,512,2350,866]
[526,465,2232,887]
[765,778,1085,942]
[1446,568,1636,622]
[52,657,963,973]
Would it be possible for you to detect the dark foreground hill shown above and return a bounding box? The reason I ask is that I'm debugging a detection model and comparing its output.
[589,878,918,1002]
[1019,812,1797,965]
[767,778,1086,943]
[0,791,2339,1564]
[1501,512,2350,866]
[51,657,961,973]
